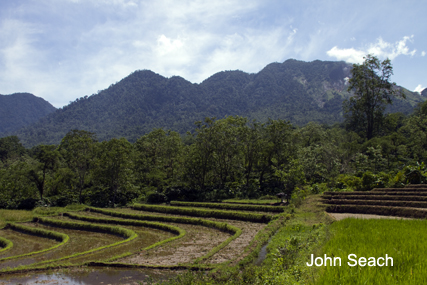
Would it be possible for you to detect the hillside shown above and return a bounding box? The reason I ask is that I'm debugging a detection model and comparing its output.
[0,93,56,136]
[9,59,425,147]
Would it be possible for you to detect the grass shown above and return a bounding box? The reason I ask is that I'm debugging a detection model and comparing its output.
[222,199,281,205]
[85,207,243,265]
[170,201,285,213]
[0,210,34,228]
[316,218,427,284]
[132,203,273,223]
[0,204,89,229]
[0,223,69,262]
[0,236,13,254]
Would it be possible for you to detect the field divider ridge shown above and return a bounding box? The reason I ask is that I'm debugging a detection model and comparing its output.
[0,223,69,263]
[63,212,186,261]
[325,204,427,218]
[0,236,13,254]
[27,216,137,267]
[170,201,285,213]
[86,207,243,265]
[132,203,273,223]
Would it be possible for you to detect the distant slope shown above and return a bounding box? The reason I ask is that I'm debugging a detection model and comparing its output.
[11,60,425,147]
[0,93,56,135]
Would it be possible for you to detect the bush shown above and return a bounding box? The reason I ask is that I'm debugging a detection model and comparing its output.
[361,171,376,191]
[17,198,38,210]
[146,191,167,204]
[335,174,363,191]
[403,163,427,184]
[309,183,330,194]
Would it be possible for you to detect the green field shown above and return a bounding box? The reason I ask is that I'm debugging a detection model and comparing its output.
[316,218,427,284]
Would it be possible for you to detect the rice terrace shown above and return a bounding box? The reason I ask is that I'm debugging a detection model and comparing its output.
[0,199,289,284]
[2,184,427,284]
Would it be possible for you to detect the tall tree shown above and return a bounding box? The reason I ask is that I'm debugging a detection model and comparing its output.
[92,138,134,206]
[344,54,404,140]
[134,129,183,189]
[29,145,59,199]
[58,130,97,203]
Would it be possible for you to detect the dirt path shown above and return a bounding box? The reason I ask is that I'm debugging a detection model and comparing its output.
[328,213,413,221]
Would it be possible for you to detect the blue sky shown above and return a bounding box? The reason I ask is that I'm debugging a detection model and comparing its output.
[0,0,426,108]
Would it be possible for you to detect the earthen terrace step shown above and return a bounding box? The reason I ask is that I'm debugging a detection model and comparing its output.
[323,199,427,208]
[322,195,427,202]
[325,204,427,219]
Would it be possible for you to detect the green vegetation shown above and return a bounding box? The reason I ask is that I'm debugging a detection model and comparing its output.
[87,207,242,247]
[1,95,427,209]
[170,201,285,212]
[222,199,280,205]
[0,223,69,262]
[345,55,404,140]
[132,203,273,223]
[317,219,427,284]
[0,236,13,253]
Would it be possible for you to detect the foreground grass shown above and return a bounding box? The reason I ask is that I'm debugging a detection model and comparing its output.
[316,218,427,285]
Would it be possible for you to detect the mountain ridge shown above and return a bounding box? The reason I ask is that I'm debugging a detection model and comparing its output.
[0,93,56,136]
[5,59,424,147]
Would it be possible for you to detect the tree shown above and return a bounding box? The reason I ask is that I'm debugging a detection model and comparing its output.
[29,145,59,199]
[58,130,97,203]
[344,54,404,140]
[92,138,134,207]
[134,129,184,189]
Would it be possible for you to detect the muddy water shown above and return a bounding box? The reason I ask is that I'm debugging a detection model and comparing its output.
[254,237,272,266]
[0,267,180,285]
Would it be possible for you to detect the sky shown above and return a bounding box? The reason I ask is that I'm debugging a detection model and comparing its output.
[0,0,426,108]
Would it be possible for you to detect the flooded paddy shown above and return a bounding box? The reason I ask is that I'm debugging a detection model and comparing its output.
[0,267,180,285]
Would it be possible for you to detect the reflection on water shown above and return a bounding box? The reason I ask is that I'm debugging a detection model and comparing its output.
[0,267,179,285]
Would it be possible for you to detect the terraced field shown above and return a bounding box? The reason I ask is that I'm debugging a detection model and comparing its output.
[322,184,427,218]
[0,201,288,282]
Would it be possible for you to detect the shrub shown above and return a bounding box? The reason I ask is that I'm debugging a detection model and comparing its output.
[335,174,363,191]
[146,191,167,204]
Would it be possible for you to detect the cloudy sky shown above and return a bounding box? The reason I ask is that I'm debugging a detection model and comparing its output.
[0,0,426,108]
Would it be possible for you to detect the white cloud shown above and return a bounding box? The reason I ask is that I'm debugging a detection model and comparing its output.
[327,35,417,63]
[414,84,425,94]
[326,46,365,63]
[422,51,426,56]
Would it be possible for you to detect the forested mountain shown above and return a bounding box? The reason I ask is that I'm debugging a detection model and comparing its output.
[0,93,56,136]
[9,59,425,146]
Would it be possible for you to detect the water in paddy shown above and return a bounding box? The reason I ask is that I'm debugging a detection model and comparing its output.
[0,267,180,284]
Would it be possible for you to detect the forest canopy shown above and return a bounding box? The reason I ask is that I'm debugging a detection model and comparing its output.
[1,97,427,209]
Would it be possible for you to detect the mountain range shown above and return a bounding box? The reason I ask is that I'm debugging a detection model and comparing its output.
[2,59,425,147]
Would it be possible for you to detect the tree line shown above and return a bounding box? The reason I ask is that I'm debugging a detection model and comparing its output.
[0,105,426,209]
